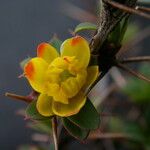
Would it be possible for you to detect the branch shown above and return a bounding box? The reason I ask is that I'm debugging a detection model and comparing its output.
[90,0,137,54]
[88,132,131,139]
[106,0,150,19]
[136,6,150,13]
[52,117,59,150]
[119,56,150,63]
[116,63,150,83]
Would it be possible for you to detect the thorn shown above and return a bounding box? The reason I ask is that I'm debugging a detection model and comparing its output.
[116,63,150,83]
[5,92,33,103]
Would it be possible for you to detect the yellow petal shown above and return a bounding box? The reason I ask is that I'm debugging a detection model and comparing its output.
[84,66,99,88]
[50,57,68,69]
[36,94,54,117]
[24,57,48,93]
[46,83,69,104]
[60,36,90,68]
[61,77,79,98]
[37,42,59,64]
[53,87,69,104]
[52,92,86,117]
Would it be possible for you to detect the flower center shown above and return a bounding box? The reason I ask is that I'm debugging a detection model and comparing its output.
[45,56,87,103]
[60,70,75,82]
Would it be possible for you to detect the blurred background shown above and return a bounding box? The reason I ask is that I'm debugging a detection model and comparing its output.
[0,0,149,150]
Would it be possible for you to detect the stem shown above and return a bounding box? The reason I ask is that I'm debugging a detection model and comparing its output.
[5,92,32,103]
[117,63,150,83]
[105,0,150,19]
[119,56,150,63]
[89,132,131,139]
[52,116,58,150]
[136,6,150,13]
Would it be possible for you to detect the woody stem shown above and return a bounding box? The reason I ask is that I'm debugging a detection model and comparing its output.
[52,116,59,150]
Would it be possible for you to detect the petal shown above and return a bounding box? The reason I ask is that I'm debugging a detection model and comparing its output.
[24,57,48,93]
[36,94,54,117]
[46,83,69,104]
[60,36,90,68]
[61,77,79,98]
[52,92,86,117]
[84,66,99,88]
[53,87,69,104]
[37,42,59,64]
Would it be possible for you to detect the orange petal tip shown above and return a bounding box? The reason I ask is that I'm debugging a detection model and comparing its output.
[24,61,34,80]
[71,36,83,46]
[37,42,49,57]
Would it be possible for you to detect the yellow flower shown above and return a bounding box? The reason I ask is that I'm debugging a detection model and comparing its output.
[24,36,99,117]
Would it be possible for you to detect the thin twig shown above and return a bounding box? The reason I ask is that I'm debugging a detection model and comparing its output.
[5,92,32,103]
[136,6,150,13]
[89,132,131,139]
[52,116,58,150]
[116,63,150,83]
[118,26,150,57]
[105,0,150,19]
[119,56,150,63]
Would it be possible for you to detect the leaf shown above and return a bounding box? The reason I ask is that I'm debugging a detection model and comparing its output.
[67,99,100,130]
[50,37,62,53]
[119,17,129,44]
[74,22,97,33]
[20,57,31,70]
[62,118,89,140]
[27,120,52,134]
[26,101,50,120]
[108,23,121,46]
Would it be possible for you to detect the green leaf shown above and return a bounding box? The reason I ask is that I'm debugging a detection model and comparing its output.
[27,119,52,134]
[119,17,129,44]
[62,118,89,140]
[26,101,50,120]
[108,23,121,46]
[68,99,100,130]
[50,37,62,53]
[20,57,31,70]
[74,22,97,33]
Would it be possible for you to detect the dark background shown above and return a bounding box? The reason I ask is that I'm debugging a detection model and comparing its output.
[0,0,149,150]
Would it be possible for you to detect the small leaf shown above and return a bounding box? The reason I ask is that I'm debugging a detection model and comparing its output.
[68,99,100,130]
[108,23,121,46]
[62,118,89,140]
[26,101,50,120]
[119,17,129,44]
[20,57,31,69]
[74,22,97,33]
[50,37,62,53]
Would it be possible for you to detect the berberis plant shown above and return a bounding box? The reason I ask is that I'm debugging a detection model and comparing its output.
[6,0,150,150]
